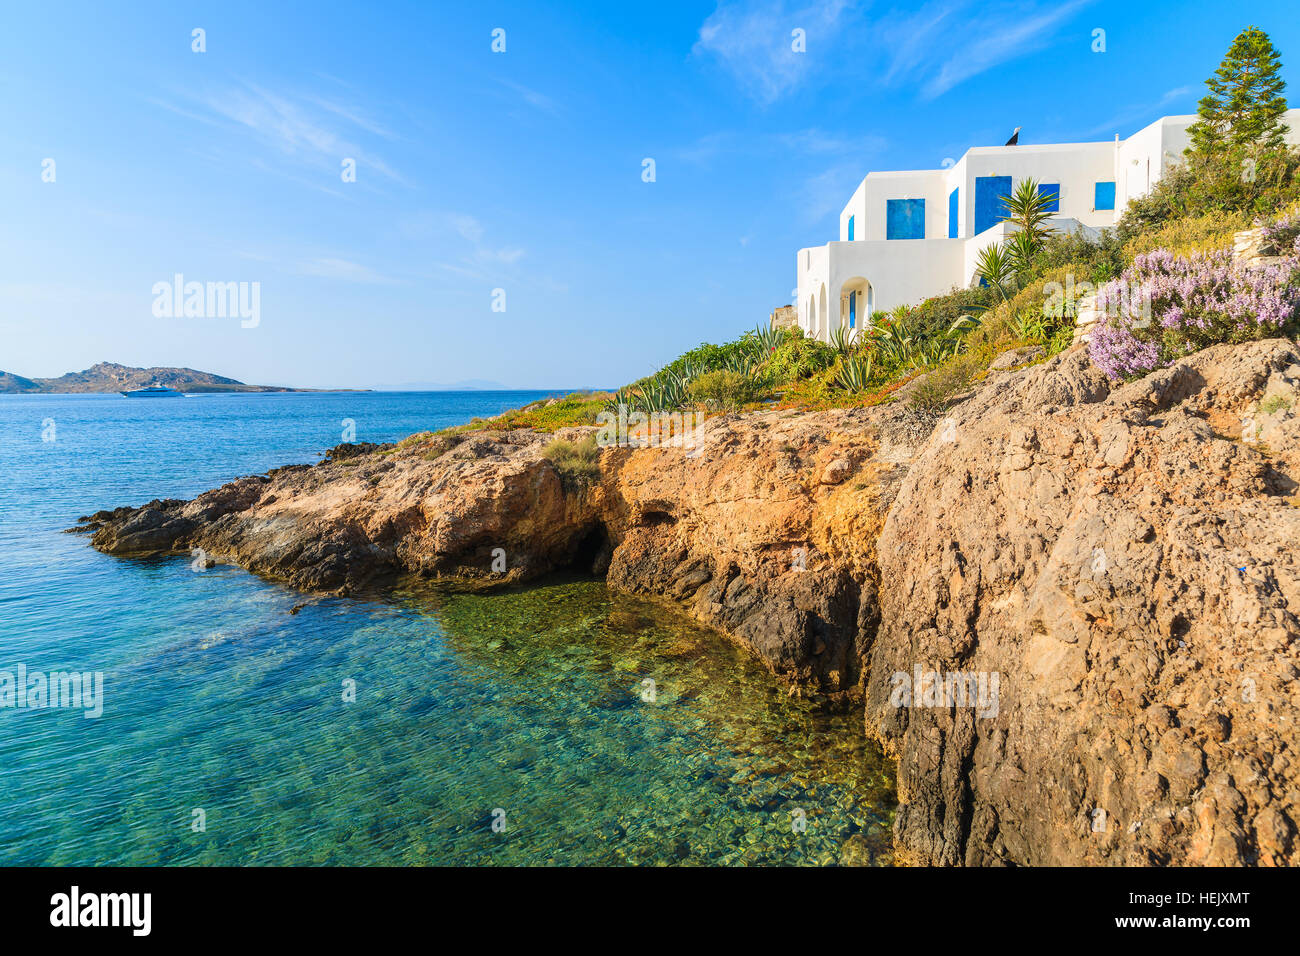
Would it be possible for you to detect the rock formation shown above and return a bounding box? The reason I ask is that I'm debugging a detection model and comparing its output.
[78,338,1300,865]
[871,339,1300,866]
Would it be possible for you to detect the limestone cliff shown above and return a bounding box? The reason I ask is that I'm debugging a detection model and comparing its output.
[871,339,1300,866]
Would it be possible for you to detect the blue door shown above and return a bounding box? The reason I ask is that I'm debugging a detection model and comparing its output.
[849,292,856,328]
[974,176,1012,234]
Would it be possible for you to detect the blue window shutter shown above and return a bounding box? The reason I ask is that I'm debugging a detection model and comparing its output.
[974,176,1012,234]
[886,198,925,239]
[1094,181,1116,210]
[1037,183,1060,213]
[847,215,854,241]
[948,187,959,238]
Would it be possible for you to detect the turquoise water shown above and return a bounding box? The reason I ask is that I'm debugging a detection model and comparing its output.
[0,391,894,865]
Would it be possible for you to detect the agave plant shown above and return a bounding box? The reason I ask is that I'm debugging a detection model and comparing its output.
[753,321,782,354]
[908,336,962,368]
[863,314,917,366]
[886,313,981,370]
[828,323,858,356]
[635,368,689,412]
[604,387,634,412]
[947,313,981,336]
[721,350,760,376]
[835,352,874,392]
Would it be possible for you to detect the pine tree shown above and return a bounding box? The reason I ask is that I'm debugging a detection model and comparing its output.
[1188,26,1288,157]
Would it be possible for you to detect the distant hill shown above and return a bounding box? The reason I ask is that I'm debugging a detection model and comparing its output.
[0,362,301,394]
[0,371,42,393]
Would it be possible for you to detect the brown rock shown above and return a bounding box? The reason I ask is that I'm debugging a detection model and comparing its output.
[868,338,1300,865]
[78,336,1300,867]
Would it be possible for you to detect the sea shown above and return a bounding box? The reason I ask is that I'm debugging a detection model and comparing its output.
[0,390,894,865]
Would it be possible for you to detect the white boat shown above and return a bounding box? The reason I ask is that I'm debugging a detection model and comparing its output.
[120,384,184,398]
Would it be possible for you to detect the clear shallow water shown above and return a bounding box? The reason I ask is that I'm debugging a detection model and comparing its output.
[0,391,894,865]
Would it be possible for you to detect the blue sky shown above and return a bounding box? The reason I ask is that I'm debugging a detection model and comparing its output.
[2,1,1297,389]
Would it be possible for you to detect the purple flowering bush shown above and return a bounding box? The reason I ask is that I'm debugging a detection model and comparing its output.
[1088,245,1300,379]
[1261,207,1300,256]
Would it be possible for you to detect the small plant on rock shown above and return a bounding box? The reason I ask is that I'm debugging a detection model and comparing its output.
[543,435,602,490]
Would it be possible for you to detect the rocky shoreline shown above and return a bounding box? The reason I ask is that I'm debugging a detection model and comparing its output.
[76,339,1300,865]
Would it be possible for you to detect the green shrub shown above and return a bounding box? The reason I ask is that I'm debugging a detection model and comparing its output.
[543,435,602,490]
[908,355,979,412]
[688,369,758,412]
[763,330,836,383]
[1122,209,1250,261]
[1261,394,1293,415]
[1118,147,1300,239]
[907,286,993,339]
[1033,227,1126,284]
[655,333,766,382]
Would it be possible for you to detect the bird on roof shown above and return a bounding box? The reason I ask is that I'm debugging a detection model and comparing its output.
[1005,127,1021,146]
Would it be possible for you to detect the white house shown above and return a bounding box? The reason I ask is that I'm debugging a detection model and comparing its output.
[795,110,1300,341]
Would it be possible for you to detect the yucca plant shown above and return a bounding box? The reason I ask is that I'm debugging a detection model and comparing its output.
[974,242,1017,302]
[1004,229,1041,275]
[1002,178,1057,247]
[835,352,874,392]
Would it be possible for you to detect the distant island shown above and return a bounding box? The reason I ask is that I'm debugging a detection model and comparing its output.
[0,362,362,394]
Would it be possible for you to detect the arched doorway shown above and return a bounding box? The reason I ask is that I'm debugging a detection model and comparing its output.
[838,276,872,339]
[817,284,827,340]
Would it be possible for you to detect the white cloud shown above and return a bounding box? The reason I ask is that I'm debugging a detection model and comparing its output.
[433,213,526,278]
[156,81,405,183]
[695,0,1094,103]
[875,0,1094,100]
[693,0,855,105]
[919,0,1092,98]
[449,214,486,244]
[496,79,560,115]
[776,128,887,156]
[297,258,400,284]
